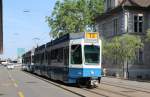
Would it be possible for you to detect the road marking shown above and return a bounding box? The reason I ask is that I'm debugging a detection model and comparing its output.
[7,69,24,97]
[18,92,25,97]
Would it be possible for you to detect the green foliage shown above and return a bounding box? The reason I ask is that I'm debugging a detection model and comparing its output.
[146,29,150,42]
[120,34,143,61]
[46,0,104,38]
[103,34,143,65]
[102,37,121,60]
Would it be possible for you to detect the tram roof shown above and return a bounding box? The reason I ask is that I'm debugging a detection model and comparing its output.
[46,32,88,47]
[23,32,99,56]
[22,50,31,57]
[35,44,45,51]
[46,33,70,47]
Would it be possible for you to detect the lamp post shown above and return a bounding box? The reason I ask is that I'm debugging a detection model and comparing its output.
[32,37,40,47]
[122,4,129,79]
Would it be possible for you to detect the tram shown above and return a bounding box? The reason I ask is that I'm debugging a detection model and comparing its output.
[22,32,102,87]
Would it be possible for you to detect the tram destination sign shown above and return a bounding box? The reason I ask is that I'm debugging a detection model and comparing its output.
[85,32,99,43]
[85,32,98,39]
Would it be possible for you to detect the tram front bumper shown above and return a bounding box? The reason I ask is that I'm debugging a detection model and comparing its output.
[69,68,102,78]
[90,79,99,86]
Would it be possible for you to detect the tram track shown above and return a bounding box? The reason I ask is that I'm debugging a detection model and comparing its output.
[23,71,133,97]
[23,71,112,97]
[34,76,109,97]
[101,81,150,94]
[80,80,150,97]
[23,71,150,97]
[23,71,86,97]
[102,80,150,90]
[96,87,132,97]
[24,71,134,97]
[81,88,109,97]
[82,87,132,97]
[36,76,109,97]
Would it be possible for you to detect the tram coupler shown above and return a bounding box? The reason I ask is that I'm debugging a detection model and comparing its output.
[90,79,99,86]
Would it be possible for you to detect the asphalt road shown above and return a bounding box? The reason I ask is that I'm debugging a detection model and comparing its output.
[0,66,80,97]
[1,66,150,97]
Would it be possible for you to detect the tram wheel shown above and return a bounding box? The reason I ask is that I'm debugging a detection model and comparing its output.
[77,79,87,88]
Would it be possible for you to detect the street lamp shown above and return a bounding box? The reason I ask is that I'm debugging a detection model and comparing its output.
[122,4,129,79]
[32,37,40,47]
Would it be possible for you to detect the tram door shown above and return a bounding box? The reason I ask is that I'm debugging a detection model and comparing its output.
[63,47,69,81]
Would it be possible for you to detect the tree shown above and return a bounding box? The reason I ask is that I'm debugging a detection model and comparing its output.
[146,29,150,42]
[46,0,104,38]
[103,34,143,78]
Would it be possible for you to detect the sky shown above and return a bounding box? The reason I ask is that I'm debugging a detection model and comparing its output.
[1,0,56,59]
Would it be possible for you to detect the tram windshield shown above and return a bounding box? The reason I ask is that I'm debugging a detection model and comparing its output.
[71,45,82,64]
[84,45,100,64]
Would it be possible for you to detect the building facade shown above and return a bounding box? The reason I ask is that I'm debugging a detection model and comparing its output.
[95,0,150,79]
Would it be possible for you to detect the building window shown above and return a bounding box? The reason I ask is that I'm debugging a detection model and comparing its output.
[113,18,119,35]
[135,49,144,65]
[134,14,143,33]
[102,23,106,36]
[138,49,144,64]
[107,0,112,10]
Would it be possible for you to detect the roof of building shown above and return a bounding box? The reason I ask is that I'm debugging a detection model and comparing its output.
[95,0,150,22]
[122,0,150,7]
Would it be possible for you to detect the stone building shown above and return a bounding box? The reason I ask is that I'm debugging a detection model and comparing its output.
[95,0,150,79]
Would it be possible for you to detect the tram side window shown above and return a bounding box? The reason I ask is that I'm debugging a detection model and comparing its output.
[64,47,69,66]
[57,48,63,62]
[71,45,82,64]
[45,51,50,64]
[32,56,34,63]
[48,51,51,64]
[45,51,48,63]
[39,54,42,64]
[37,54,40,64]
[51,48,63,63]
[40,53,44,64]
[34,54,37,64]
[51,49,58,60]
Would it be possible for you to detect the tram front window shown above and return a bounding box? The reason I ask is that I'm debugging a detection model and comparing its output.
[84,45,100,64]
[71,45,82,64]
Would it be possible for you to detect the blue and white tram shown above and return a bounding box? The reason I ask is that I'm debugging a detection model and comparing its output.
[22,32,102,87]
[22,51,32,71]
[68,32,101,87]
